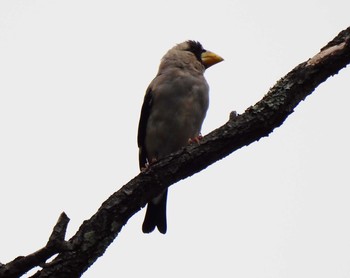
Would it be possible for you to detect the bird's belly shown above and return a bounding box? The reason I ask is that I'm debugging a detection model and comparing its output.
[145,108,202,160]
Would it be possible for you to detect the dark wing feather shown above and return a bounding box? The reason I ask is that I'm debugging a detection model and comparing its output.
[137,87,153,169]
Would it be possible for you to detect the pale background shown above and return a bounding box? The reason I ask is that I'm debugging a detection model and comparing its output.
[1,1,350,277]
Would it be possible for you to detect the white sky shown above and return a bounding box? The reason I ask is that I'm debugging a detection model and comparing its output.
[1,1,350,277]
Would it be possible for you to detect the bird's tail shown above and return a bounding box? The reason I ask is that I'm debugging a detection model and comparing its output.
[142,190,168,234]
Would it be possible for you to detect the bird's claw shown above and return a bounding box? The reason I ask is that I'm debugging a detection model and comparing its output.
[188,134,203,144]
[141,158,158,172]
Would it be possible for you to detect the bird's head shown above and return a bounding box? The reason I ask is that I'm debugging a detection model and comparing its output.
[160,40,223,71]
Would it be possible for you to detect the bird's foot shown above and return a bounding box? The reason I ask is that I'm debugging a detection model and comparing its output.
[141,158,158,172]
[188,134,203,144]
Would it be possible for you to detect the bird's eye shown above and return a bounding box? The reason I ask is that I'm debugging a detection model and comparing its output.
[186,40,204,61]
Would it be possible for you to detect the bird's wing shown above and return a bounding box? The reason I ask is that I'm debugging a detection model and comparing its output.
[137,86,153,169]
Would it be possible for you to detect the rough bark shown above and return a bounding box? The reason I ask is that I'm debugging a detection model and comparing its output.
[0,213,71,278]
[1,27,349,278]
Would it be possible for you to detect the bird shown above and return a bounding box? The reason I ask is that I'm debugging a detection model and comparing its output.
[137,40,223,234]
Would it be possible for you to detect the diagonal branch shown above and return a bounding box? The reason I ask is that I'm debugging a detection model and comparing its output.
[4,26,350,277]
[0,213,71,278]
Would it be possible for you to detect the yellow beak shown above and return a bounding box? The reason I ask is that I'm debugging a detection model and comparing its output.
[201,51,224,68]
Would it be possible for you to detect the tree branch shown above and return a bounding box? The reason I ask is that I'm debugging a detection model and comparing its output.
[2,26,349,277]
[0,213,71,278]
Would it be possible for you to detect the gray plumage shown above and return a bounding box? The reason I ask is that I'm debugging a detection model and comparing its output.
[138,41,223,233]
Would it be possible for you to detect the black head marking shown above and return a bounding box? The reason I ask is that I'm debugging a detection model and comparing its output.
[186,40,206,62]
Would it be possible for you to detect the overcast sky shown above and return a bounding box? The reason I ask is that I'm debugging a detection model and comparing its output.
[1,1,350,277]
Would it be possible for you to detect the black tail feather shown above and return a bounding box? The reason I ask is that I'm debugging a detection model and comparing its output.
[142,190,168,234]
